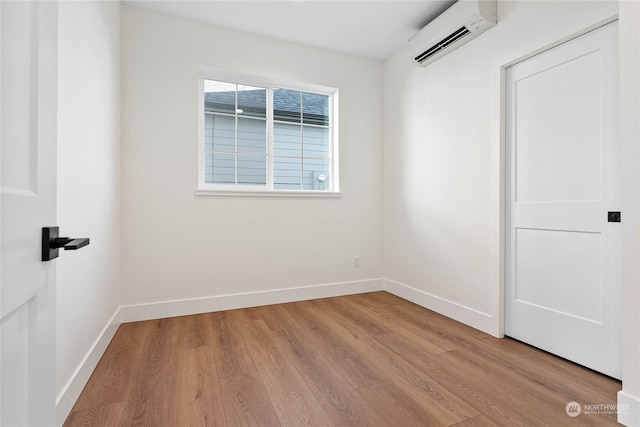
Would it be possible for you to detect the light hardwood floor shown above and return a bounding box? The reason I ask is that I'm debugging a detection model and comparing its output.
[64,292,621,426]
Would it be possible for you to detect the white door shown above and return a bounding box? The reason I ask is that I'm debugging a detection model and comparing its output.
[505,22,620,379]
[1,1,58,425]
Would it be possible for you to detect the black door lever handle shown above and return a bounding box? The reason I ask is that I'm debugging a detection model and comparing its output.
[42,227,90,261]
[51,237,90,250]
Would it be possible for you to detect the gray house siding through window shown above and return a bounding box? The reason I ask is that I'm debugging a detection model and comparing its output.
[204,87,331,190]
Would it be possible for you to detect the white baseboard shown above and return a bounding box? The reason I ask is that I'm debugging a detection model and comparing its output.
[55,308,121,427]
[618,390,640,427]
[384,278,496,336]
[120,278,385,323]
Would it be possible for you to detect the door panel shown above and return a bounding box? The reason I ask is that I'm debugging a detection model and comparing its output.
[1,1,58,425]
[1,0,37,194]
[505,22,620,379]
[514,50,602,203]
[515,228,602,322]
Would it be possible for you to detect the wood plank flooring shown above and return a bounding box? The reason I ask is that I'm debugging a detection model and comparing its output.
[64,292,621,426]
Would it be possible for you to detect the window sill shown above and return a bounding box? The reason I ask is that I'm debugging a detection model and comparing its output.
[194,189,342,198]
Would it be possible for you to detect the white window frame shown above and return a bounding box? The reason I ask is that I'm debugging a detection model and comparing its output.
[196,68,340,198]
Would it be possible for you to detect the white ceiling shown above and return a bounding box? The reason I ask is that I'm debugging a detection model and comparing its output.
[122,0,456,61]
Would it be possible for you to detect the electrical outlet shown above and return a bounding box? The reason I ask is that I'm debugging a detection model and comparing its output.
[354,256,360,268]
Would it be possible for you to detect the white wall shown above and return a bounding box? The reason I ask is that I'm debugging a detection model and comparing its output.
[120,7,384,317]
[56,1,121,424]
[383,0,618,335]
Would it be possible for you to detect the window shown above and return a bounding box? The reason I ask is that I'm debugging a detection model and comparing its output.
[198,72,339,196]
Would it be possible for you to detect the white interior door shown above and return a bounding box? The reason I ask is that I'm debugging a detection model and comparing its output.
[505,21,620,379]
[1,1,58,425]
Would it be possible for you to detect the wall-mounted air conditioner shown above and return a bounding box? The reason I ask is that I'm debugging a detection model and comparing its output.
[407,0,497,67]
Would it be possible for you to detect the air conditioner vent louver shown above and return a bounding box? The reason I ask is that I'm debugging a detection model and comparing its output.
[407,0,497,68]
[414,26,470,64]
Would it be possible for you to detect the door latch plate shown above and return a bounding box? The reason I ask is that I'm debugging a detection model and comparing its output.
[42,226,60,261]
[608,211,621,223]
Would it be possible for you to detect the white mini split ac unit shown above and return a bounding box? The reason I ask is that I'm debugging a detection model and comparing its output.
[407,0,497,67]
